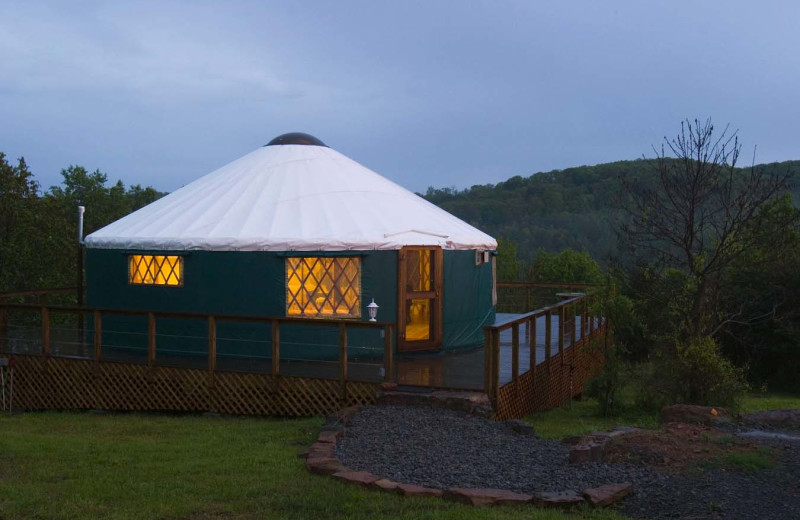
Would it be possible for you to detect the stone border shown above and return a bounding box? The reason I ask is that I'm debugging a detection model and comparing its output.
[303,405,633,508]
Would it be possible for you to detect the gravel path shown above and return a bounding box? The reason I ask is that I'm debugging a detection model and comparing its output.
[336,405,662,494]
[335,405,800,519]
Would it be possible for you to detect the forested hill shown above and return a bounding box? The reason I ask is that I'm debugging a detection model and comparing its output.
[423,159,800,263]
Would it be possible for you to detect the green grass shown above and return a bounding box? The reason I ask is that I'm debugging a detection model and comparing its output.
[0,412,625,520]
[740,393,800,414]
[530,391,800,440]
[528,399,659,440]
[698,447,776,475]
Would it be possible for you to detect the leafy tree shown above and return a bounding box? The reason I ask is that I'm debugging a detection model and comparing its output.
[495,237,520,282]
[526,248,604,284]
[0,154,40,291]
[619,118,795,341]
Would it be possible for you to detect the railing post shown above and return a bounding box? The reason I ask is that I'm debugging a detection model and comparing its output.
[570,304,576,347]
[529,316,537,372]
[339,323,348,402]
[41,304,50,357]
[484,328,492,396]
[147,312,156,366]
[581,297,588,339]
[93,310,102,362]
[491,328,500,404]
[271,320,280,377]
[545,310,552,369]
[208,316,217,376]
[511,323,520,386]
[0,305,6,354]
[558,305,565,357]
[383,324,394,382]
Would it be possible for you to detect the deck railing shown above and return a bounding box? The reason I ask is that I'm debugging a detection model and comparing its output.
[0,288,393,416]
[487,283,607,419]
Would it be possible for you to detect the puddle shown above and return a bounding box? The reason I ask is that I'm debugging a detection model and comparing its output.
[737,430,800,442]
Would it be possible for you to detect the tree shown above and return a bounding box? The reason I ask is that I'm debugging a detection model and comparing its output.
[619,118,795,341]
[495,237,520,282]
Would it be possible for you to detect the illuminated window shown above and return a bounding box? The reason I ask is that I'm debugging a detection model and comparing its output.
[286,257,361,318]
[128,255,183,286]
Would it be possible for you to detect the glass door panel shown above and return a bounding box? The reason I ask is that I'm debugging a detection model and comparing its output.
[398,247,442,352]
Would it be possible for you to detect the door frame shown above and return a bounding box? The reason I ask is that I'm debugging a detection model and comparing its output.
[397,246,443,352]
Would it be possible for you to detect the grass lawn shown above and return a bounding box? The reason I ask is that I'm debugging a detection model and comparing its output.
[0,411,623,520]
[530,392,800,440]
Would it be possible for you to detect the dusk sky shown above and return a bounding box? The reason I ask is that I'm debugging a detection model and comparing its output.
[1,1,798,194]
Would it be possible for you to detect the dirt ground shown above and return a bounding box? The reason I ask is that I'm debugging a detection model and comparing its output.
[602,422,761,472]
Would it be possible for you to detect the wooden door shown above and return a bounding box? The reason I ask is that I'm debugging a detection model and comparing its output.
[397,247,443,352]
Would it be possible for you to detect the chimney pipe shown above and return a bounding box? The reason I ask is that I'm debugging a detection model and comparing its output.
[78,206,85,244]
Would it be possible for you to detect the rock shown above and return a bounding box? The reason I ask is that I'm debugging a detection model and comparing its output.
[741,409,800,430]
[569,442,604,464]
[379,390,492,417]
[531,491,585,508]
[331,470,380,486]
[326,405,362,427]
[504,419,536,436]
[660,404,732,426]
[306,457,345,475]
[372,479,400,491]
[582,482,632,506]
[307,444,335,459]
[320,422,346,433]
[317,430,341,444]
[445,488,533,506]
[396,483,444,498]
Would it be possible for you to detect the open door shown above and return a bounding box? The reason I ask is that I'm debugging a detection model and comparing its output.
[397,247,443,352]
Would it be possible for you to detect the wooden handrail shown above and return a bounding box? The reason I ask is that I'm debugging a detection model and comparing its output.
[0,287,78,300]
[497,281,599,289]
[489,294,584,332]
[0,302,390,329]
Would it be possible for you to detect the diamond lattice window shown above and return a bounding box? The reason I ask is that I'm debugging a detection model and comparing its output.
[128,255,183,286]
[286,257,361,318]
[407,249,431,292]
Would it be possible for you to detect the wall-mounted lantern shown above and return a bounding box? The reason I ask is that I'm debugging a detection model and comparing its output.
[367,298,379,322]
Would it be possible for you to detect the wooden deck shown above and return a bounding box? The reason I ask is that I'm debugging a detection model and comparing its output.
[395,313,599,390]
[1,284,607,418]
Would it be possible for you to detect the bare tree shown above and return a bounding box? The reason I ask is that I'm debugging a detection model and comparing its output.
[619,118,794,340]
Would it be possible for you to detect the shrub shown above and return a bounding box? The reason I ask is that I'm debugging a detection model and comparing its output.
[636,336,749,410]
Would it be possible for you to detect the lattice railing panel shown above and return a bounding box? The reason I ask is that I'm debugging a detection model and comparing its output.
[4,354,379,417]
[493,325,607,420]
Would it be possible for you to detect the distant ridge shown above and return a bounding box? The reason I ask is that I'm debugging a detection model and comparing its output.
[423,159,800,262]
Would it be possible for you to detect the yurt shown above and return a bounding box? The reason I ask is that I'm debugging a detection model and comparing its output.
[84,133,497,370]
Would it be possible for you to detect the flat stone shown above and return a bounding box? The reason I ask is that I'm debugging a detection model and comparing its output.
[317,430,341,444]
[372,479,400,491]
[306,457,345,475]
[660,404,732,426]
[504,419,536,436]
[445,487,533,506]
[332,470,380,486]
[569,442,604,464]
[396,483,444,498]
[531,491,585,508]
[582,482,633,506]
[307,443,335,457]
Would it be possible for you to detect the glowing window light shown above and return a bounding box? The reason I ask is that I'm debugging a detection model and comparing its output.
[286,257,361,318]
[128,255,183,286]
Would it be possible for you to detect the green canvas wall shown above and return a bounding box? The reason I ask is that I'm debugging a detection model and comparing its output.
[85,248,494,368]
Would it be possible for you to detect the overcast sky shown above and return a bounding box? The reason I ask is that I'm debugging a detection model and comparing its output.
[1,1,798,194]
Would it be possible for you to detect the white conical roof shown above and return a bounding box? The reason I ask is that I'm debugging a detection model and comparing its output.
[85,137,496,251]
